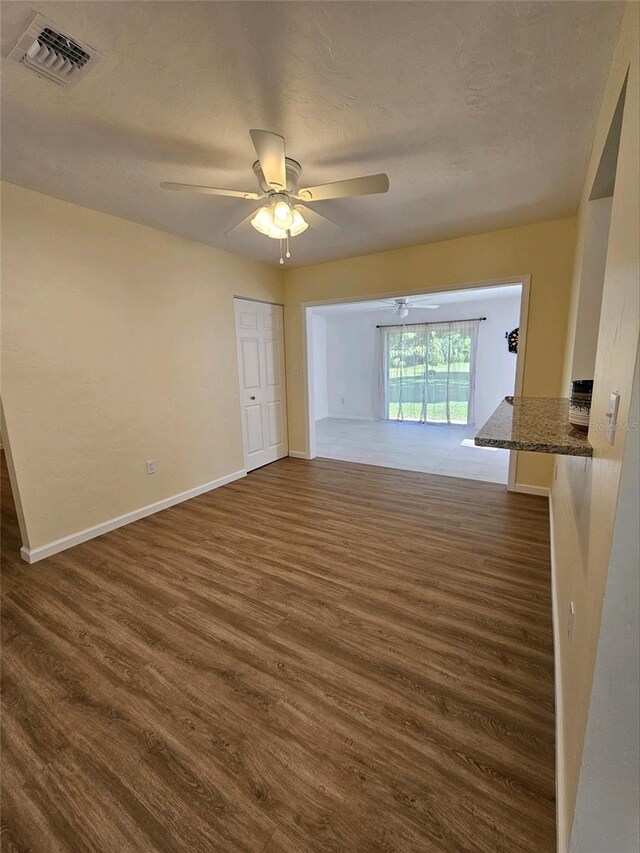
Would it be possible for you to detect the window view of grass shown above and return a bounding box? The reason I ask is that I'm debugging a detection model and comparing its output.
[388,362,469,377]
[386,328,471,424]
[388,400,469,422]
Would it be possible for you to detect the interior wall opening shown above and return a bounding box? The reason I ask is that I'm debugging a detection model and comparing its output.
[569,75,627,385]
[305,281,525,487]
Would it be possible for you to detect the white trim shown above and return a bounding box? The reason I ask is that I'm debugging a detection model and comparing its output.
[511,483,550,498]
[508,276,531,493]
[233,295,284,307]
[301,275,530,311]
[20,469,247,564]
[303,306,317,459]
[288,450,310,459]
[549,493,568,853]
[325,415,377,422]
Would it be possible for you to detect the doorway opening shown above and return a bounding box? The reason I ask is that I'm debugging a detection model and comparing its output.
[304,279,528,487]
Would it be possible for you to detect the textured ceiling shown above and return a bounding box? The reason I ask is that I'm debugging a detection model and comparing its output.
[0,1,623,267]
[312,284,523,315]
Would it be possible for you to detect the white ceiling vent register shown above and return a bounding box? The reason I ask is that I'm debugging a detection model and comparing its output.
[8,14,101,88]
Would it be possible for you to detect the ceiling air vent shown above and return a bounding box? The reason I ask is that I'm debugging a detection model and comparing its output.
[8,14,101,88]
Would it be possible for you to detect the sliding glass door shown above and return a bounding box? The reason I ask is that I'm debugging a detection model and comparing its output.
[384,321,478,425]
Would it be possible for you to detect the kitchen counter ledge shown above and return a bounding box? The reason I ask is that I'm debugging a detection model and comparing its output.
[474,396,593,457]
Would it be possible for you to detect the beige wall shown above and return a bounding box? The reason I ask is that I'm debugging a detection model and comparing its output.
[551,3,639,846]
[284,217,577,489]
[1,185,578,552]
[0,181,283,550]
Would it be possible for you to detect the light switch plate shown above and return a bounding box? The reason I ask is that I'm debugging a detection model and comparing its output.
[568,601,576,640]
[606,392,620,445]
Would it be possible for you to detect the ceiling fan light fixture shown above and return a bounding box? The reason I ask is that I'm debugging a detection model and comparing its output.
[266,224,288,240]
[251,202,308,242]
[251,205,274,235]
[162,128,389,256]
[289,208,308,236]
[273,198,294,230]
[397,306,409,320]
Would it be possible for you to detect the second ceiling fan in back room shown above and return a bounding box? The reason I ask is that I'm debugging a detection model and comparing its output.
[160,129,390,264]
[374,297,440,321]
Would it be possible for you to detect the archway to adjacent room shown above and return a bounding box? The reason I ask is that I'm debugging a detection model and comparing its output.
[302,276,530,491]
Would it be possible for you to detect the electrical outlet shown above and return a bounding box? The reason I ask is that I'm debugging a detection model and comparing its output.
[568,601,576,640]
[145,460,156,475]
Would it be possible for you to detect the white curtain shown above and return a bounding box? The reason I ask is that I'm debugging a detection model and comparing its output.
[374,325,387,419]
[381,319,480,425]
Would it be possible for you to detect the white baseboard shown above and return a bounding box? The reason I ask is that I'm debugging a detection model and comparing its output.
[327,415,377,421]
[512,483,551,497]
[549,494,568,853]
[20,469,247,564]
[288,450,310,459]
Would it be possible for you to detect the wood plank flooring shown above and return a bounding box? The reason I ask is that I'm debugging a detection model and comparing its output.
[1,453,556,852]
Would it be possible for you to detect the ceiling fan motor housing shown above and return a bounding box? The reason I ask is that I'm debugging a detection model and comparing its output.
[253,158,302,195]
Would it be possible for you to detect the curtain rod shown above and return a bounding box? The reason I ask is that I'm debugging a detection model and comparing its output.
[376,316,487,328]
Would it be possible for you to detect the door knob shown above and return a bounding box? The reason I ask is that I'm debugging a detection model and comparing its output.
[250,395,256,400]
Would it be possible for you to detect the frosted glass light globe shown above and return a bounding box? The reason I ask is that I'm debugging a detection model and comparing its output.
[273,200,294,230]
[289,208,309,236]
[266,224,288,240]
[251,205,274,235]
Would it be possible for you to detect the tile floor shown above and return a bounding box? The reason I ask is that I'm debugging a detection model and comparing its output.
[315,417,510,484]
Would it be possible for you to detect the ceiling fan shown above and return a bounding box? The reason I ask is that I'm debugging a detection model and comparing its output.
[160,129,389,264]
[376,297,440,320]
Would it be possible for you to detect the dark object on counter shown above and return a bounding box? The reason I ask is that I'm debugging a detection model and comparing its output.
[569,379,593,431]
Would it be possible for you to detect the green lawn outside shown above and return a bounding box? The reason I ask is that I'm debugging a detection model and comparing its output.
[388,362,469,378]
[388,400,468,423]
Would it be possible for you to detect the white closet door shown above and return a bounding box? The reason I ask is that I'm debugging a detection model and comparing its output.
[235,299,288,471]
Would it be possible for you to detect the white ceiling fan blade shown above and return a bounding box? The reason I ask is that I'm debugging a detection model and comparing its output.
[225,209,260,235]
[296,204,342,233]
[249,129,287,190]
[297,173,389,202]
[160,182,260,200]
[408,299,440,309]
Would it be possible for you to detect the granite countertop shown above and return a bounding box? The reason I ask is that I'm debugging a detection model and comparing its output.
[474,396,593,457]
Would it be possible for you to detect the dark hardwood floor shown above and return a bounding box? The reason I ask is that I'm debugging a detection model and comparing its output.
[1,452,555,852]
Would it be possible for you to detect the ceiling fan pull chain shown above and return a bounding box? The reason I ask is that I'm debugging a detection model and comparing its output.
[286,231,291,259]
[279,238,284,265]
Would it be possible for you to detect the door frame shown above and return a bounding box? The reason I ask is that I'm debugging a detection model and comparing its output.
[301,274,531,493]
[234,296,288,471]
